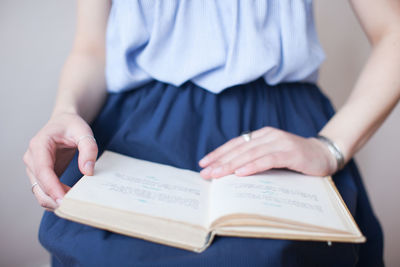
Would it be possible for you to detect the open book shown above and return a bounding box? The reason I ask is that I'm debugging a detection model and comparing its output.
[55,150,365,252]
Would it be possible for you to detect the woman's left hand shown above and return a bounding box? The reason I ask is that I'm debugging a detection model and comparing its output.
[198,126,337,179]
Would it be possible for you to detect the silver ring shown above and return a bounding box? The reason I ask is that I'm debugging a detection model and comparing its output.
[241,131,252,142]
[76,135,96,146]
[31,182,39,194]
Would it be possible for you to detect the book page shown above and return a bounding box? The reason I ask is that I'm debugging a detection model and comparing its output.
[65,151,211,228]
[208,170,349,232]
[216,225,365,243]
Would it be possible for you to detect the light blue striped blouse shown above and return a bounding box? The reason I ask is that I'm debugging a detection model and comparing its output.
[106,0,325,94]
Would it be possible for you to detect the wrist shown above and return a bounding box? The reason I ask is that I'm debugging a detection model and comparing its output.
[51,106,79,120]
[314,135,346,174]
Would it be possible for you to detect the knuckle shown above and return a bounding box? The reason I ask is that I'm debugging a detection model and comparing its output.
[282,138,295,149]
[22,152,29,165]
[86,144,98,154]
[260,126,272,134]
[79,142,98,158]
[224,162,233,171]
[269,130,282,139]
[29,136,49,152]
[276,130,287,139]
[28,138,37,149]
[29,134,44,146]
[211,160,223,168]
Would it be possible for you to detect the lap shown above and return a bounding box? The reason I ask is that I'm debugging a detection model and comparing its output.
[39,79,383,266]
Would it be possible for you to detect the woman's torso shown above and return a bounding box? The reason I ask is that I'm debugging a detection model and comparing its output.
[105,0,325,93]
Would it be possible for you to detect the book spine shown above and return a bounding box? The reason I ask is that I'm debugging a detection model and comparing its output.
[194,231,215,253]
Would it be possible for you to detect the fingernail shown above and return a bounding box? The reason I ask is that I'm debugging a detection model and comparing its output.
[56,198,63,206]
[211,167,223,177]
[199,157,210,166]
[200,167,212,177]
[84,161,95,175]
[235,167,247,175]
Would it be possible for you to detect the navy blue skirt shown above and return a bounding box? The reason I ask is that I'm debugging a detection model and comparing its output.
[39,79,384,266]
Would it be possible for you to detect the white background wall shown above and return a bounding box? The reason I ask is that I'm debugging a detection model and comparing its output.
[0,1,399,266]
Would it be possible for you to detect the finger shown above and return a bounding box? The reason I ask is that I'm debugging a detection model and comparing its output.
[199,137,243,168]
[75,134,98,176]
[34,185,58,210]
[203,143,280,179]
[201,134,275,173]
[26,168,58,210]
[199,141,264,179]
[234,152,290,176]
[198,127,270,167]
[210,136,266,166]
[30,139,66,201]
[23,149,35,177]
[206,144,275,178]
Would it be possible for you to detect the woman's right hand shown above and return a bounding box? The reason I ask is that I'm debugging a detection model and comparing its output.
[23,112,98,211]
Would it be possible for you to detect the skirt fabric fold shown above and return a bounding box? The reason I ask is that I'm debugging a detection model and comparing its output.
[39,78,384,266]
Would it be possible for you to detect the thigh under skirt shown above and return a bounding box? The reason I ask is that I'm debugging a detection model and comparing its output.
[38,79,384,267]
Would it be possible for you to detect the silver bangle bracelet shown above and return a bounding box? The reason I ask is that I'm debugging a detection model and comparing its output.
[316,135,345,172]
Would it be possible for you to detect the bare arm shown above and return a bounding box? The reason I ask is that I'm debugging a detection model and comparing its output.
[53,0,111,122]
[199,0,400,178]
[320,0,400,161]
[23,0,111,209]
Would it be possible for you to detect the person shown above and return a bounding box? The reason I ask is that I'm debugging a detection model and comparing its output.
[23,0,400,266]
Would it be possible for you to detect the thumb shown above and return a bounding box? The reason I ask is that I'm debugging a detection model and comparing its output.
[76,134,98,176]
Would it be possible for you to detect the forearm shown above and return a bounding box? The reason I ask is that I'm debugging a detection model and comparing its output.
[319,31,400,162]
[51,50,107,123]
[25,0,112,206]
[51,0,110,123]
